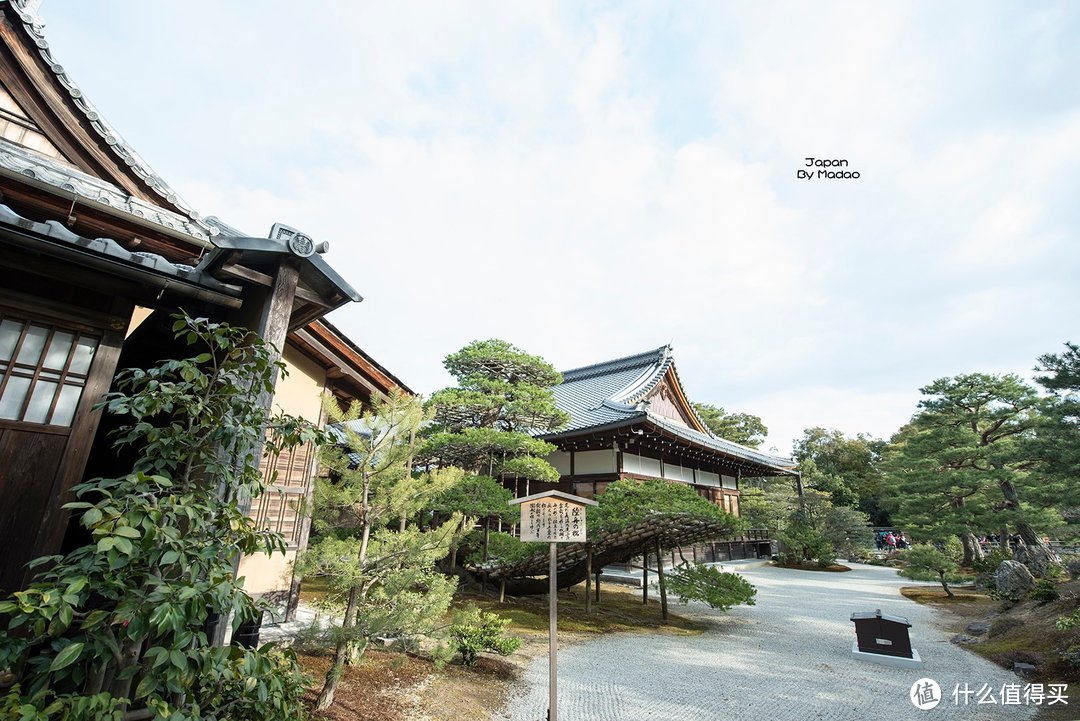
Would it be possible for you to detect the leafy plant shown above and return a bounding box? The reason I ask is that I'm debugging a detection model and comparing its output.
[449,604,521,666]
[298,390,464,710]
[1057,608,1080,631]
[898,544,962,597]
[589,479,746,537]
[972,547,1013,574]
[1030,579,1060,604]
[0,315,316,720]
[664,565,756,611]
[778,523,832,566]
[463,531,539,567]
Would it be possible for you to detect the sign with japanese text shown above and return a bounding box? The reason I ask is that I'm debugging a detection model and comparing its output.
[519,498,587,543]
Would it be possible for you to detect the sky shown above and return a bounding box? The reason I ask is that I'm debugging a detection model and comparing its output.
[36,1,1080,455]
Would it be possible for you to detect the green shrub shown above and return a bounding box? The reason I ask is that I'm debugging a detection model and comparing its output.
[1056,607,1080,631]
[664,564,756,611]
[778,524,833,565]
[973,547,1012,574]
[464,531,540,567]
[450,604,521,666]
[898,544,962,597]
[941,537,964,564]
[1030,579,1060,604]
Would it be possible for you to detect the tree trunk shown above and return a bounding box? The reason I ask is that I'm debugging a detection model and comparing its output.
[318,481,373,710]
[655,537,668,621]
[642,549,649,605]
[585,546,593,614]
[938,571,954,598]
[967,532,984,563]
[317,583,361,710]
[999,479,1061,577]
[959,532,977,567]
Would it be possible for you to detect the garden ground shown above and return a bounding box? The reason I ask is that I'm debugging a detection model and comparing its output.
[293,562,1076,720]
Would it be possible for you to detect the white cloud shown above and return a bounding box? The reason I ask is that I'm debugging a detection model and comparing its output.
[40,0,1080,448]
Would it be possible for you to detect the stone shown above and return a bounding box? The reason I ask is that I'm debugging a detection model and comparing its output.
[950,634,978,645]
[994,560,1035,600]
[1012,544,1060,578]
[965,622,990,636]
[1013,662,1037,677]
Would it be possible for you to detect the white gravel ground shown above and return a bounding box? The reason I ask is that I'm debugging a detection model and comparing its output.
[493,562,1049,721]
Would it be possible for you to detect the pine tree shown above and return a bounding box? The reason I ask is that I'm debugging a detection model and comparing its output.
[420,340,570,567]
[300,390,463,711]
[886,374,1061,573]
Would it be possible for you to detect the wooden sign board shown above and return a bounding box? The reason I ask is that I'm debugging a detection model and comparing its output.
[510,490,597,543]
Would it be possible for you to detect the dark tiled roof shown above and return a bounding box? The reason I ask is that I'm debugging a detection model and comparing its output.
[0,200,238,302]
[547,345,796,473]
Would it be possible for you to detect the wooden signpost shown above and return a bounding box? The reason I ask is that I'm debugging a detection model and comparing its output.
[509,490,598,721]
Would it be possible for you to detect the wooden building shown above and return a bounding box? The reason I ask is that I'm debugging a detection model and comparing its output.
[526,345,797,516]
[0,0,410,616]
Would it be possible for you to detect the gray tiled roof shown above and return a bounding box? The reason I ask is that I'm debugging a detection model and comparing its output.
[0,200,239,302]
[2,0,212,228]
[0,140,216,244]
[547,345,796,474]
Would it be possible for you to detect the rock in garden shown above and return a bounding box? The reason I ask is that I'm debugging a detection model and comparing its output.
[994,560,1035,600]
[950,634,978,645]
[1012,544,1058,578]
[965,622,990,636]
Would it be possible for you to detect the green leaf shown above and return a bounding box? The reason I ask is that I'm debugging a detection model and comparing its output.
[49,641,84,671]
[112,526,141,539]
[135,672,158,699]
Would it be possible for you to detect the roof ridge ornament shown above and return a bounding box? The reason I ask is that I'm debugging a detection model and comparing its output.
[269,222,329,257]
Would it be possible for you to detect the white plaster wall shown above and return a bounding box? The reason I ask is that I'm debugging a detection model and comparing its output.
[663,463,693,482]
[697,470,721,487]
[545,451,571,476]
[722,475,738,489]
[575,449,615,474]
[622,453,661,478]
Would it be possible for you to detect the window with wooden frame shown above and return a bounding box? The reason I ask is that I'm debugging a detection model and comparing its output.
[250,440,317,549]
[0,314,100,427]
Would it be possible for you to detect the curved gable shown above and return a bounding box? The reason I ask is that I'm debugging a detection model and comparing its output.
[642,365,708,433]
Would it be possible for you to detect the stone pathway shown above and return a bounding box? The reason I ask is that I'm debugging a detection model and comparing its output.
[493,563,1047,721]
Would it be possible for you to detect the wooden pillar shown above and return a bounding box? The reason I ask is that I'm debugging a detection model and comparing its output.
[585,546,593,614]
[655,536,668,621]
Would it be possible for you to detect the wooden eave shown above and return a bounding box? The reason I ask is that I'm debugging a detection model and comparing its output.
[0,10,163,207]
[287,320,412,406]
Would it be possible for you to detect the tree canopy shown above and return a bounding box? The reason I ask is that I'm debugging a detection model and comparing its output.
[884,373,1062,573]
[420,339,567,484]
[693,403,768,448]
[793,427,886,519]
[589,479,747,536]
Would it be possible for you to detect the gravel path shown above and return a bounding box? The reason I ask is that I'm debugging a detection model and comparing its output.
[493,562,1044,721]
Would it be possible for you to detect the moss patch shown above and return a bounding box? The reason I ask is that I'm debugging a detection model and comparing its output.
[900,585,993,605]
[460,582,707,637]
[771,561,852,572]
